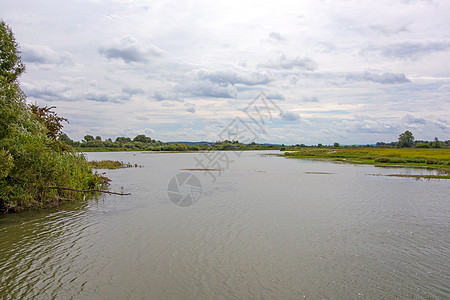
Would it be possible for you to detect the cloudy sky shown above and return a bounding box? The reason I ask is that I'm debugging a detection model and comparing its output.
[2,0,450,144]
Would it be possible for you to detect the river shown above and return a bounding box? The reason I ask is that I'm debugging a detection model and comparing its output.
[0,151,449,299]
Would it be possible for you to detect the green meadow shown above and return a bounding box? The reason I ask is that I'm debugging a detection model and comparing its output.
[283,148,450,176]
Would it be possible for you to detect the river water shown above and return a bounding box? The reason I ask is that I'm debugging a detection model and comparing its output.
[0,151,449,299]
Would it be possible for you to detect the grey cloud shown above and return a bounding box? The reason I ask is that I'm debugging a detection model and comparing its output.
[267,92,285,100]
[123,87,145,95]
[363,41,450,59]
[85,92,129,103]
[301,96,319,102]
[185,102,196,113]
[280,111,300,121]
[152,91,183,102]
[341,118,398,134]
[98,35,163,63]
[346,71,411,84]
[259,55,317,71]
[21,44,73,65]
[269,32,285,41]
[404,114,426,124]
[196,69,272,86]
[25,85,71,101]
[369,23,410,36]
[174,81,237,98]
[434,118,448,130]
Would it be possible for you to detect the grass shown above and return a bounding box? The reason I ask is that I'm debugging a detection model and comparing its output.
[88,160,135,169]
[283,148,450,174]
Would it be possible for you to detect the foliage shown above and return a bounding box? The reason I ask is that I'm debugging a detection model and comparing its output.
[284,148,450,173]
[29,104,68,139]
[0,20,102,212]
[397,131,414,148]
[133,134,152,143]
[89,160,134,169]
[83,135,94,142]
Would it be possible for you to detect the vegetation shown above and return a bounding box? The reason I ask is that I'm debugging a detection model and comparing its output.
[283,147,450,174]
[0,20,104,212]
[397,130,415,148]
[89,160,135,169]
[58,135,285,152]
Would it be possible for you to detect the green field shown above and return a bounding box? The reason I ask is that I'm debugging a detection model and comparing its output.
[283,148,450,176]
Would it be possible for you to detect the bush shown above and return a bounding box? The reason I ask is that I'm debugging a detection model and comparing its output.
[415,143,431,148]
[375,157,391,163]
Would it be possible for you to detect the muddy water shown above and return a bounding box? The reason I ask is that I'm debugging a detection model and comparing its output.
[1,151,449,299]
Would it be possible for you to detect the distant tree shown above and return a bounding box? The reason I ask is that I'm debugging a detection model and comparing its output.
[95,135,102,141]
[397,131,414,148]
[115,137,131,143]
[83,135,94,142]
[58,132,78,147]
[317,143,323,148]
[333,142,340,147]
[133,134,152,143]
[432,137,442,148]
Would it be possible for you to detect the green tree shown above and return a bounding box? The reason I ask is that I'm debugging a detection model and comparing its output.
[115,136,131,143]
[0,20,102,212]
[29,104,68,140]
[133,134,152,143]
[397,131,414,148]
[333,142,340,147]
[83,135,94,142]
[432,137,442,148]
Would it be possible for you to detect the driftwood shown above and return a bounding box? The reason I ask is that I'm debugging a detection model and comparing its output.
[47,186,131,196]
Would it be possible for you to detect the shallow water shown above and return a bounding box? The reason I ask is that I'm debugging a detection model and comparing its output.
[1,151,449,299]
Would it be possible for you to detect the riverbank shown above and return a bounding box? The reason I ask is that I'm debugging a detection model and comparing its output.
[283,148,450,178]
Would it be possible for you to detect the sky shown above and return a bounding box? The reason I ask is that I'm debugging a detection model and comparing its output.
[1,0,450,145]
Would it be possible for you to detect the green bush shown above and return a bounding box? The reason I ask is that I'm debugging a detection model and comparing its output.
[375,157,391,163]
[415,143,431,148]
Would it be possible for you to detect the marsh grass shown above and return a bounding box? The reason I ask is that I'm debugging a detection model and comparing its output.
[89,160,135,169]
[284,148,450,173]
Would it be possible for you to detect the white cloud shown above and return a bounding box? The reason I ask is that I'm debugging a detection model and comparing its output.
[280,111,301,121]
[1,0,449,143]
[98,35,163,63]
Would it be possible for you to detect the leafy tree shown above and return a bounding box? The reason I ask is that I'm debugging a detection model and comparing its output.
[0,20,102,212]
[83,135,94,142]
[133,134,152,143]
[397,131,414,148]
[333,142,340,147]
[432,137,442,148]
[115,136,131,143]
[95,135,102,141]
[0,21,25,84]
[29,104,68,139]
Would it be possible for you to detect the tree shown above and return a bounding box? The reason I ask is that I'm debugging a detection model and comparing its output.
[115,137,131,143]
[0,20,102,212]
[397,131,414,148]
[432,137,442,148]
[83,135,94,142]
[29,104,68,140]
[95,135,102,141]
[0,20,25,84]
[333,142,340,147]
[133,134,152,143]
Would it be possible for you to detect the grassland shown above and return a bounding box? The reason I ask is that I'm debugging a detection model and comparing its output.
[283,148,450,177]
